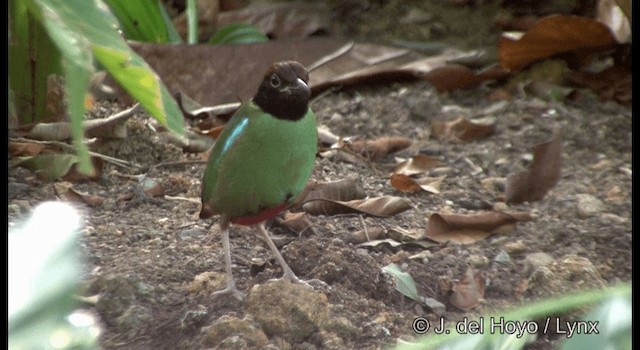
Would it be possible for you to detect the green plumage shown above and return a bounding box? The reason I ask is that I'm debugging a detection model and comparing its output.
[201,101,317,220]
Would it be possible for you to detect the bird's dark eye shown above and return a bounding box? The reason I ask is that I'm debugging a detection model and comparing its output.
[270,74,281,88]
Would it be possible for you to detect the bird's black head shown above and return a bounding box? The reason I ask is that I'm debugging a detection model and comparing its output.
[253,61,311,121]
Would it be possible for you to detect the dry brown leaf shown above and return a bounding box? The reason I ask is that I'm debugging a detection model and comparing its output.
[387,226,423,242]
[217,2,330,39]
[450,268,485,311]
[63,157,104,182]
[390,174,422,193]
[566,64,631,105]
[128,40,505,108]
[295,178,366,211]
[392,154,443,176]
[418,64,509,92]
[303,196,412,217]
[431,117,496,143]
[280,212,313,236]
[596,0,631,43]
[349,227,387,244]
[506,130,563,204]
[129,39,348,106]
[53,182,105,207]
[390,174,445,194]
[9,141,46,157]
[348,136,412,162]
[425,211,534,244]
[499,15,616,70]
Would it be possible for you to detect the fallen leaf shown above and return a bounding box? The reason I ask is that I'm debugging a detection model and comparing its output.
[311,47,509,94]
[566,64,631,105]
[63,156,103,182]
[499,15,616,70]
[431,117,496,143]
[349,227,387,244]
[303,196,412,217]
[425,211,534,244]
[26,103,141,141]
[450,268,485,311]
[390,174,445,194]
[348,136,412,162]
[317,125,340,146]
[387,226,424,242]
[130,38,348,106]
[217,2,331,39]
[295,178,366,213]
[13,154,79,181]
[128,40,507,108]
[390,174,421,193]
[392,154,443,176]
[596,0,631,43]
[8,141,46,157]
[279,212,313,236]
[506,130,563,204]
[53,182,105,207]
[359,239,404,248]
[382,263,420,301]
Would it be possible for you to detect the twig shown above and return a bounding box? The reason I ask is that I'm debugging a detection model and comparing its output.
[308,41,355,72]
[359,214,370,241]
[164,195,201,204]
[9,137,141,170]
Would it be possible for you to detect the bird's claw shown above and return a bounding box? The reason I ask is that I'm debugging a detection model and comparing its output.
[211,283,245,301]
[275,273,331,292]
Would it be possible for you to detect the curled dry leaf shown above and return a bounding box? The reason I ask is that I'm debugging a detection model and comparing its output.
[596,0,631,43]
[499,15,616,70]
[12,154,102,181]
[425,211,534,244]
[349,227,387,244]
[450,268,485,311]
[431,117,496,143]
[390,174,445,194]
[9,141,46,157]
[392,154,443,176]
[53,182,105,207]
[506,130,563,204]
[279,212,314,236]
[566,64,631,105]
[348,136,412,162]
[295,178,366,211]
[303,196,412,217]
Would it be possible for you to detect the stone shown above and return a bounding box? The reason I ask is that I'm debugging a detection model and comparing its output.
[246,280,329,344]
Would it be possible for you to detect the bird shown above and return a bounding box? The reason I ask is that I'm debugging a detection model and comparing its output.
[200,61,317,299]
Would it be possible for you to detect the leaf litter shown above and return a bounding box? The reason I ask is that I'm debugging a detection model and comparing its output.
[7,1,632,349]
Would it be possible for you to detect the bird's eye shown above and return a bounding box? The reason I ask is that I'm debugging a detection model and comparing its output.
[270,74,281,88]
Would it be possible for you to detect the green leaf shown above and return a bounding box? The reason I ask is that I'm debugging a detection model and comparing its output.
[9,202,97,349]
[157,0,183,44]
[560,296,631,350]
[382,263,419,301]
[208,22,269,45]
[14,154,79,180]
[93,45,185,135]
[102,0,172,43]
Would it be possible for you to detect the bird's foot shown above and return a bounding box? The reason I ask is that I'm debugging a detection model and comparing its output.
[278,272,331,292]
[211,283,245,301]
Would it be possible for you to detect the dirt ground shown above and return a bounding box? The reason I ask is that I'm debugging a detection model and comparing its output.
[8,1,631,349]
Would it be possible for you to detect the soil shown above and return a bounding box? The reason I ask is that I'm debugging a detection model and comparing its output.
[8,1,631,350]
